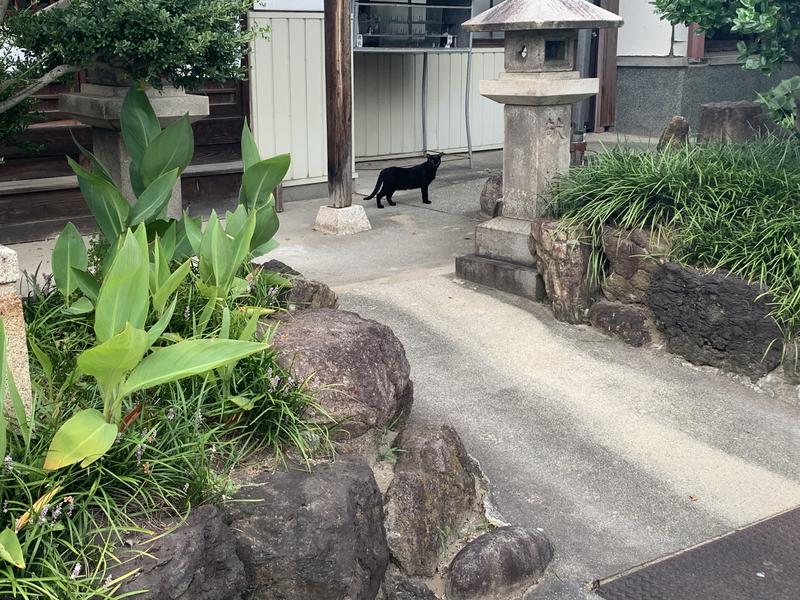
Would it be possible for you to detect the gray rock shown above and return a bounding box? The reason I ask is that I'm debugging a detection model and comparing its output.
[223,456,389,600]
[588,301,657,348]
[445,527,553,600]
[258,259,339,310]
[656,116,690,152]
[601,227,669,305]
[270,309,413,450]
[648,263,783,379]
[530,219,595,324]
[110,506,247,600]
[698,101,777,143]
[783,341,800,385]
[480,174,503,218]
[384,424,477,577]
[379,568,439,600]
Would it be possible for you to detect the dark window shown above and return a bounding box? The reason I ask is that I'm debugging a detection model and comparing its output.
[545,39,567,63]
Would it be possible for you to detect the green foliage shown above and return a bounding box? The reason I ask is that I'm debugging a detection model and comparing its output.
[758,75,800,132]
[550,136,800,336]
[7,0,258,90]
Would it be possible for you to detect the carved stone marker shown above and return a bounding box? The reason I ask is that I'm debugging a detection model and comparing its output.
[0,245,32,420]
[455,0,623,300]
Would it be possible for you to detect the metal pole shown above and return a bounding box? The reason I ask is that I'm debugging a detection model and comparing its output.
[465,3,474,169]
[421,51,428,154]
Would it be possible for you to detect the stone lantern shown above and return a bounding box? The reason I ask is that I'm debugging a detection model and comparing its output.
[59,68,210,218]
[456,0,622,299]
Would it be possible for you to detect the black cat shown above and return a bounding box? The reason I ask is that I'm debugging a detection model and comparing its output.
[364,153,443,209]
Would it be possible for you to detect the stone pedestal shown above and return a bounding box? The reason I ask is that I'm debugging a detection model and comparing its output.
[313,205,372,236]
[0,245,32,421]
[59,83,210,218]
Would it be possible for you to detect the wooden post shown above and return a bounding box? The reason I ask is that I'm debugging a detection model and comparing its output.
[324,0,353,209]
[687,23,706,61]
[595,0,620,132]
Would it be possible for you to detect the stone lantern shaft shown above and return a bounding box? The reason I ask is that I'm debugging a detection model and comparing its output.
[456,0,622,300]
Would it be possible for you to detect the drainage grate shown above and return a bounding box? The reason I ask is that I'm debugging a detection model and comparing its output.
[594,507,800,600]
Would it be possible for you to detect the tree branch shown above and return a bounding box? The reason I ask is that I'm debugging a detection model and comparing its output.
[0,64,80,114]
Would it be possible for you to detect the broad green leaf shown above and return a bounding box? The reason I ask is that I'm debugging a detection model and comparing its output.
[121,339,267,396]
[239,310,262,342]
[28,338,53,381]
[62,296,94,315]
[146,298,177,347]
[220,307,231,340]
[43,408,118,470]
[228,396,256,411]
[159,222,177,262]
[71,131,113,183]
[251,238,279,258]
[129,169,179,225]
[77,324,149,390]
[71,267,100,302]
[68,157,130,242]
[130,159,146,198]
[153,259,191,316]
[94,226,150,342]
[52,222,88,299]
[250,205,280,255]
[121,85,161,165]
[225,210,257,286]
[241,120,261,170]
[140,115,194,189]
[241,154,291,210]
[224,204,249,240]
[6,358,30,446]
[182,212,203,256]
[0,528,24,569]
[0,320,7,461]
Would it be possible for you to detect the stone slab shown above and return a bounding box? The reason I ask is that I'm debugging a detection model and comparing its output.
[313,205,372,236]
[456,254,546,302]
[0,245,32,420]
[481,77,599,106]
[475,217,536,267]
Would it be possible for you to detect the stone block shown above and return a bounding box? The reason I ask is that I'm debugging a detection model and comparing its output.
[475,217,536,267]
[456,254,546,302]
[602,227,669,304]
[588,301,658,348]
[648,263,783,379]
[313,205,372,236]
[0,245,32,420]
[698,101,777,143]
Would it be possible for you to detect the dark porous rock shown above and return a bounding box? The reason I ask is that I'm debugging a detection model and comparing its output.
[783,341,800,385]
[648,263,783,379]
[588,301,657,348]
[602,227,669,305]
[657,116,690,152]
[445,527,553,600]
[530,219,595,324]
[384,424,477,577]
[480,174,503,218]
[378,568,439,600]
[259,259,303,278]
[223,456,389,600]
[110,505,247,600]
[698,101,777,143]
[270,309,413,450]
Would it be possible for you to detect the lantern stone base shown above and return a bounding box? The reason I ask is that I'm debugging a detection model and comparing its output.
[456,254,546,302]
[0,245,32,421]
[313,205,372,236]
[475,217,537,267]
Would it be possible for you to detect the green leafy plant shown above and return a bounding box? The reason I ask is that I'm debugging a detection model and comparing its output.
[43,225,268,470]
[758,75,800,132]
[550,136,800,336]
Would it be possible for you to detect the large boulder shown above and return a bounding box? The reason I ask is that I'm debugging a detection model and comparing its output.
[602,227,669,305]
[445,527,553,600]
[223,456,389,600]
[698,101,777,143]
[270,309,413,450]
[378,568,439,600]
[480,174,503,218]
[530,219,595,324]
[110,506,248,600]
[384,424,477,577]
[648,263,783,379]
[588,301,657,348]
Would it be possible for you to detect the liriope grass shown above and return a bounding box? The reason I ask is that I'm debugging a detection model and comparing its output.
[550,136,800,337]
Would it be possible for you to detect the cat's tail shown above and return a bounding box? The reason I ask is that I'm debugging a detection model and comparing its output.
[364,175,383,200]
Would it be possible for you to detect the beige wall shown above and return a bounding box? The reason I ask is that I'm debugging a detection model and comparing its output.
[618,1,688,57]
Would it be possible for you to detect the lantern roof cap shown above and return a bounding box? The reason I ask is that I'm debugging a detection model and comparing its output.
[464,0,623,32]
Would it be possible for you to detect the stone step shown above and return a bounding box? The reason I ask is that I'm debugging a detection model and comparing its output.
[455,254,546,302]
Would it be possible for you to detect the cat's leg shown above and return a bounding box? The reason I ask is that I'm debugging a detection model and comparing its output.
[421,186,431,204]
[387,191,396,206]
[376,191,385,209]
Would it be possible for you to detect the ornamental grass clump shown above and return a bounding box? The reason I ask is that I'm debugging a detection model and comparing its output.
[550,136,800,336]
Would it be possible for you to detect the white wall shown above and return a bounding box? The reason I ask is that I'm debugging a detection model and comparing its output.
[253,0,323,11]
[618,1,675,57]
